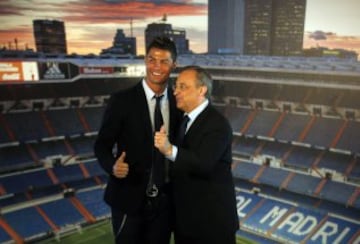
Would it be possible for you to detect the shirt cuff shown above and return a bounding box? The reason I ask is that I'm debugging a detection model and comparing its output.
[166,145,177,162]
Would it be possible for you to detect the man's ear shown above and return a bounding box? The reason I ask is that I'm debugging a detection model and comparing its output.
[200,86,207,96]
[172,61,177,70]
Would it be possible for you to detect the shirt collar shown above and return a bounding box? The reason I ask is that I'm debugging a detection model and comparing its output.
[142,79,168,101]
[186,99,209,123]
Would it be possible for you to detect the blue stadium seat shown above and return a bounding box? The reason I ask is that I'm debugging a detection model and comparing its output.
[317,151,352,174]
[246,110,281,137]
[1,169,52,194]
[286,146,319,169]
[69,136,95,155]
[30,140,69,160]
[45,109,84,136]
[233,136,260,156]
[258,167,290,187]
[4,111,50,142]
[285,173,320,195]
[274,113,309,142]
[3,207,51,239]
[303,117,343,148]
[261,141,290,159]
[40,198,84,227]
[0,226,11,243]
[77,188,110,218]
[0,144,34,171]
[52,164,85,183]
[80,107,105,132]
[84,160,106,177]
[233,161,260,180]
[224,107,251,132]
[320,180,356,206]
[336,120,360,153]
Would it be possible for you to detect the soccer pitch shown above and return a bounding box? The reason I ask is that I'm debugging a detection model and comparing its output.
[38,220,255,244]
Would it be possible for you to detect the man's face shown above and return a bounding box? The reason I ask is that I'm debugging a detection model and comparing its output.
[145,47,175,86]
[174,69,207,113]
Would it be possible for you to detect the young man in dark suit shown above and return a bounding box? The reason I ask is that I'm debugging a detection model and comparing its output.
[94,36,182,244]
[155,65,239,244]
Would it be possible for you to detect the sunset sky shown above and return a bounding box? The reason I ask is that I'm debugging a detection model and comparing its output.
[0,0,360,57]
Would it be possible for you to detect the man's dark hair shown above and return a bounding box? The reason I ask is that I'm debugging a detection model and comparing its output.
[146,36,178,62]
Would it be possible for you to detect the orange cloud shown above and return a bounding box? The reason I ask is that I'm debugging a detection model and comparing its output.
[52,1,206,24]
[0,0,207,54]
[304,31,360,59]
[0,27,34,50]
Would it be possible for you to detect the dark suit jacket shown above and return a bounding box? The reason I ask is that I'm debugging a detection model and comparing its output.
[94,81,181,213]
[173,104,239,237]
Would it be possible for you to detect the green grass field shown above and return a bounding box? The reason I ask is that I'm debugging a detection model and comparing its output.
[38,220,256,244]
[38,220,113,244]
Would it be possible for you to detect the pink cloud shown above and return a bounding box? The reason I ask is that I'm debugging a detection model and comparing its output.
[304,31,360,59]
[59,1,207,24]
[0,0,207,54]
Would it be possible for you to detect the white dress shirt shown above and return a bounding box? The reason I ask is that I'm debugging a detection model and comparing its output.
[142,79,169,133]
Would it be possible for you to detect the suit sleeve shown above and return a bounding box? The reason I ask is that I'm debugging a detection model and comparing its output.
[94,94,125,175]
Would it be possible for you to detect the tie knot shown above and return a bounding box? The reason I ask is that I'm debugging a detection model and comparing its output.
[154,95,164,103]
[182,115,190,124]
[180,115,190,133]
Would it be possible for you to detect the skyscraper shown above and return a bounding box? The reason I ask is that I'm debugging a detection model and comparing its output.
[145,21,189,54]
[243,0,272,55]
[208,0,245,54]
[270,0,306,56]
[101,29,136,55]
[208,0,306,56]
[33,19,67,54]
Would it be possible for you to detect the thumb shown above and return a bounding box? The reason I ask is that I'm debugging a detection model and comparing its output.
[160,125,166,133]
[119,151,126,162]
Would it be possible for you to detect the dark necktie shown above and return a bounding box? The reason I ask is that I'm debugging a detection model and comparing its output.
[147,95,165,197]
[154,95,164,131]
[176,115,190,146]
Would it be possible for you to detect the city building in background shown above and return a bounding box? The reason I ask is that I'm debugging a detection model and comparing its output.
[243,0,272,55]
[267,0,306,56]
[303,47,358,60]
[208,0,306,56]
[208,0,245,54]
[145,16,190,55]
[101,29,136,56]
[33,19,67,54]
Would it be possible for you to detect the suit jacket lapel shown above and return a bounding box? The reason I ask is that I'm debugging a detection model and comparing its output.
[168,88,182,142]
[184,104,211,142]
[134,82,153,144]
